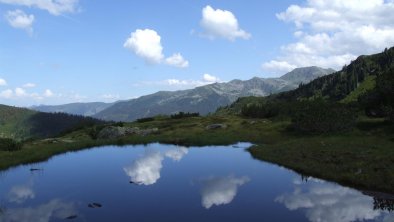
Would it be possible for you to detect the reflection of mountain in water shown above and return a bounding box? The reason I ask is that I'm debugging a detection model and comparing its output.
[123,147,188,185]
[0,199,77,222]
[276,177,394,222]
[200,175,249,209]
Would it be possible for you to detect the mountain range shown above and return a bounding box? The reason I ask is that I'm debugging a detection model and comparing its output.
[228,46,394,116]
[32,66,335,122]
[32,102,114,116]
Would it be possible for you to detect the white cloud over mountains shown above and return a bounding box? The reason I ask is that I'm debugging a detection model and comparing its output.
[200,5,251,41]
[203,73,220,82]
[165,53,189,68]
[262,0,394,75]
[0,0,79,15]
[5,9,34,33]
[0,87,55,100]
[124,29,189,68]
[134,73,221,90]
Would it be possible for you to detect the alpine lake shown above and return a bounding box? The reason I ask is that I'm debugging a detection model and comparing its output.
[0,143,393,222]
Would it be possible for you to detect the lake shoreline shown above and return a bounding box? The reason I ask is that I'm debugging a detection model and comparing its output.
[1,115,393,194]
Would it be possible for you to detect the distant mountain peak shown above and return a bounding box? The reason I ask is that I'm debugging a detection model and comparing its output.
[280,66,335,84]
[93,66,333,122]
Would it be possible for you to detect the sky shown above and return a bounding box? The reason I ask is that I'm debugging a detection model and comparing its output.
[1,0,394,106]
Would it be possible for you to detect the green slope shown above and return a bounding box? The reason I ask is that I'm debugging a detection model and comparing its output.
[226,47,394,115]
[0,105,36,139]
[341,75,376,103]
[0,104,105,140]
[275,47,394,102]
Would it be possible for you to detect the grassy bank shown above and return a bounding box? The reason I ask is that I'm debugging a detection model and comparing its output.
[249,119,394,193]
[0,115,393,193]
[0,115,276,170]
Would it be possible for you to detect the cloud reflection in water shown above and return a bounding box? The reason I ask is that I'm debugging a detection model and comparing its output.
[200,175,249,209]
[275,178,393,222]
[124,146,188,185]
[0,199,77,222]
[8,184,35,204]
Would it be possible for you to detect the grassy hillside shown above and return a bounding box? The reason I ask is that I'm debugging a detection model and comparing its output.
[276,47,393,102]
[341,75,376,103]
[226,47,394,118]
[0,105,36,139]
[0,104,105,140]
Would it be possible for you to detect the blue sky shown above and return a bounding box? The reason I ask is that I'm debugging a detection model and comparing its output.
[1,0,394,106]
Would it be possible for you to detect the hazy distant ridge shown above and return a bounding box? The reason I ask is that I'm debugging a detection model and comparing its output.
[94,66,334,121]
[31,102,114,116]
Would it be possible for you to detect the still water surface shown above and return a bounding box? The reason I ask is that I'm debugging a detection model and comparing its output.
[0,143,393,222]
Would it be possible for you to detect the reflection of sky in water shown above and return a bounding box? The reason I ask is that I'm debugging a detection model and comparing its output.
[124,150,164,185]
[8,183,35,204]
[276,177,393,222]
[0,143,393,222]
[200,175,249,209]
[123,146,189,185]
[0,199,77,222]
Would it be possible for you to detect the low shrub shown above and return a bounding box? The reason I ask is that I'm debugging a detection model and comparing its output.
[291,100,357,133]
[170,112,200,119]
[0,138,22,152]
[136,117,155,123]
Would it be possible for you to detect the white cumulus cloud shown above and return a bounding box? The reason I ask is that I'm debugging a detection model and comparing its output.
[165,53,189,68]
[135,74,222,90]
[0,0,79,15]
[124,29,164,64]
[124,29,189,68]
[44,89,54,97]
[15,87,27,97]
[0,78,7,86]
[262,60,297,74]
[262,0,394,75]
[22,83,36,88]
[200,5,251,41]
[203,73,220,83]
[0,89,13,98]
[5,9,34,33]
[0,87,57,100]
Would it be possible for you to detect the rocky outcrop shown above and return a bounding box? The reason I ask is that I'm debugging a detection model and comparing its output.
[96,126,158,139]
[206,124,227,130]
[96,126,137,139]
